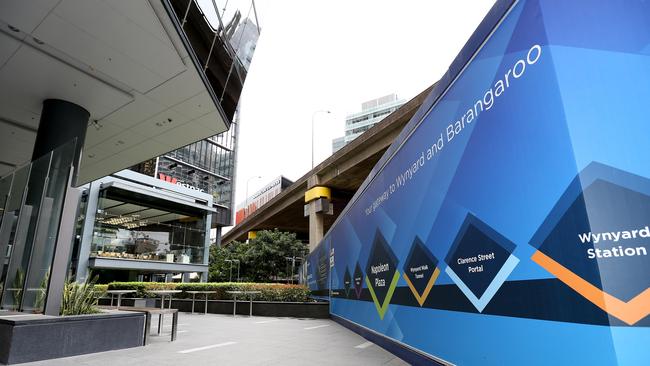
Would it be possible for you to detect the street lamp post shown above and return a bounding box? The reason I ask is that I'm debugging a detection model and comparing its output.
[311,110,331,168]
[245,175,262,218]
[225,259,233,282]
[233,259,240,282]
[284,256,302,284]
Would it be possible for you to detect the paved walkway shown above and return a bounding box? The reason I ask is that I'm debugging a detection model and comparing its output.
[20,313,407,365]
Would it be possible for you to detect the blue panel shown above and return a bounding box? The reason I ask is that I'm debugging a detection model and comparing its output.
[307,0,650,364]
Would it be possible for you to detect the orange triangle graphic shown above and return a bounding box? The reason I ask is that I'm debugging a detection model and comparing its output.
[403,267,440,307]
[531,250,650,325]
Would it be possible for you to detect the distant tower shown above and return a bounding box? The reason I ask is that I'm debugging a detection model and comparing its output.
[332,94,405,153]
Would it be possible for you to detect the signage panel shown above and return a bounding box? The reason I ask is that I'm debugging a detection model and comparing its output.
[306,1,650,364]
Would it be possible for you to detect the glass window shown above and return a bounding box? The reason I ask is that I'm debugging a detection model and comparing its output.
[22,141,75,312]
[1,152,52,311]
[90,189,207,265]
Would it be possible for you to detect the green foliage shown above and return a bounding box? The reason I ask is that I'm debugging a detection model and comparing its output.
[107,282,311,302]
[11,269,25,311]
[33,269,50,312]
[209,229,308,283]
[60,275,102,316]
[94,284,108,296]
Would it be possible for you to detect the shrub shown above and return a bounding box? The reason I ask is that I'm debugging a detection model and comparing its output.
[107,282,176,298]
[107,282,311,302]
[94,284,108,296]
[61,276,102,316]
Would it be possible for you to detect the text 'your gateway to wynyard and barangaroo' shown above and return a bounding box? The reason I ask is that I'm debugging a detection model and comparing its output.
[365,44,542,217]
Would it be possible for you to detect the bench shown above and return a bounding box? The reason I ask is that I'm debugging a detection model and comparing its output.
[126,307,178,345]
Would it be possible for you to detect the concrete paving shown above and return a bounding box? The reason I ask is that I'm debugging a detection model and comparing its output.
[19,313,408,366]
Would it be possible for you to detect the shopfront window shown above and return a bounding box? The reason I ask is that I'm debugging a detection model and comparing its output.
[90,188,206,264]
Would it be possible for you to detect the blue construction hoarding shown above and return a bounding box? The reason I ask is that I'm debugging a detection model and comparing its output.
[305,0,650,364]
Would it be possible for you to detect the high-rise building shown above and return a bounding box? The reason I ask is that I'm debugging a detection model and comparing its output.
[230,17,260,70]
[332,94,405,153]
[234,176,294,225]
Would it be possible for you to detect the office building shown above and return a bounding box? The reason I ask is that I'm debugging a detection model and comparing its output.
[235,176,293,225]
[332,94,405,153]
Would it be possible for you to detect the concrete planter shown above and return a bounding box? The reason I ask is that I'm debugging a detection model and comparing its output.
[0,311,145,364]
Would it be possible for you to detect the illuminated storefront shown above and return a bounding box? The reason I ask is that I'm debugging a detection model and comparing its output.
[73,170,213,283]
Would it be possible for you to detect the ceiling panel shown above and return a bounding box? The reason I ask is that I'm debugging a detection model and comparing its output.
[0,45,133,119]
[97,94,166,129]
[151,111,226,149]
[112,139,171,166]
[0,0,60,33]
[0,31,22,67]
[0,166,14,177]
[0,0,227,185]
[192,110,227,135]
[145,69,204,108]
[93,129,148,155]
[81,145,113,164]
[80,138,170,184]
[129,107,187,138]
[33,13,166,93]
[0,122,35,165]
[137,209,171,220]
[103,0,179,50]
[54,0,185,81]
[0,99,40,130]
[105,202,147,216]
[153,213,186,223]
[83,120,123,147]
[98,198,123,209]
[171,91,217,120]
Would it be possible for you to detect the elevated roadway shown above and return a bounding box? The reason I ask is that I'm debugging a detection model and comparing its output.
[222,84,434,249]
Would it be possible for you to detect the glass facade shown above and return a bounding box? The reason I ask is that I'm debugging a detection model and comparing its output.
[90,189,206,265]
[0,140,75,312]
[332,95,405,153]
[132,116,238,227]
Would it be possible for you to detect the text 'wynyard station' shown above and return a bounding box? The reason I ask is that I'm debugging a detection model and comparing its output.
[578,226,649,259]
[365,44,542,216]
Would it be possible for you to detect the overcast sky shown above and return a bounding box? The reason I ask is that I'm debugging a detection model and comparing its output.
[197,0,495,232]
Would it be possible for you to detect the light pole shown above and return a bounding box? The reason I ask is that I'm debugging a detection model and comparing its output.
[311,110,331,168]
[225,259,233,282]
[245,175,262,218]
[284,256,302,284]
[233,259,240,282]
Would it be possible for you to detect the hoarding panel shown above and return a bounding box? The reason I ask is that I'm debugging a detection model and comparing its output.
[309,0,650,364]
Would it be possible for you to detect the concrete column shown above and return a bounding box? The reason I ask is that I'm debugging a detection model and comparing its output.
[304,176,332,253]
[308,201,325,252]
[32,99,89,168]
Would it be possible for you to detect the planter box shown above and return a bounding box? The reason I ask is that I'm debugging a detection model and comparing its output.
[0,311,145,364]
[170,299,329,318]
[98,297,156,307]
[98,298,330,318]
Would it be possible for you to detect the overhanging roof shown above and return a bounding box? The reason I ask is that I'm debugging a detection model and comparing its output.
[0,0,236,184]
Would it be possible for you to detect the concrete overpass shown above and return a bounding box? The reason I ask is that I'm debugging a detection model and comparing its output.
[222,84,434,250]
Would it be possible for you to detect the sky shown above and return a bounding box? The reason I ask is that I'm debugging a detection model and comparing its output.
[197,0,496,232]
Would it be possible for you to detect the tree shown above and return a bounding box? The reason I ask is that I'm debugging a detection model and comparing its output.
[208,229,307,283]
